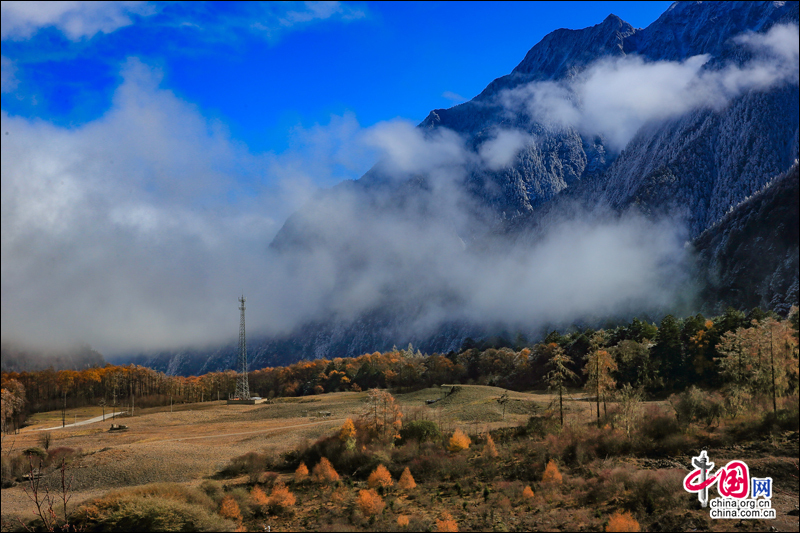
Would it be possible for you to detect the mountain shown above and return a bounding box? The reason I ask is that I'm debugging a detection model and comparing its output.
[694,162,799,316]
[122,1,800,376]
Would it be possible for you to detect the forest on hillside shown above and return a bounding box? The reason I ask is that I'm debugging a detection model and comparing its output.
[2,307,797,434]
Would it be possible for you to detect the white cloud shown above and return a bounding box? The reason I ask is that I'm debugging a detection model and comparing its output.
[0,1,156,40]
[1,56,18,92]
[1,57,691,356]
[250,1,366,40]
[479,128,535,171]
[442,91,466,103]
[0,58,357,353]
[500,23,800,151]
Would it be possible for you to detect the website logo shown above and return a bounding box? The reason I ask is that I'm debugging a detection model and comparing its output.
[683,451,775,519]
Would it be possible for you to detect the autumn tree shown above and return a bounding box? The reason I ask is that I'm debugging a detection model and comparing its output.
[606,510,640,532]
[269,481,296,511]
[312,457,340,484]
[435,512,458,532]
[1,379,25,434]
[763,317,799,413]
[483,434,499,458]
[583,331,617,427]
[398,467,416,490]
[339,418,356,450]
[357,489,385,517]
[544,343,577,427]
[542,460,562,484]
[219,496,242,523]
[615,384,644,437]
[367,464,394,490]
[717,317,798,413]
[360,389,403,442]
[294,462,309,483]
[447,429,471,453]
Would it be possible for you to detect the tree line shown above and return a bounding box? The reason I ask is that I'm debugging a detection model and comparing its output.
[2,306,797,433]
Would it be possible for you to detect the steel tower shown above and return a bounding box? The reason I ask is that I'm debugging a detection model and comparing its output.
[234,295,250,400]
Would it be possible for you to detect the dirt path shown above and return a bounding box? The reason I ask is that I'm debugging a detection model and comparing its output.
[37,412,127,431]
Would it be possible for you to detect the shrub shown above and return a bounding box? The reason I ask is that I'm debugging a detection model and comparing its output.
[668,386,724,427]
[398,420,441,444]
[435,512,459,532]
[367,464,394,490]
[398,467,416,490]
[219,451,272,480]
[294,462,309,483]
[606,510,640,532]
[268,481,296,511]
[356,489,385,517]
[542,460,562,484]
[522,486,534,500]
[447,429,471,453]
[47,447,79,466]
[312,457,340,484]
[219,496,242,523]
[73,483,234,532]
[397,515,410,527]
[483,435,499,458]
[200,480,224,503]
[22,447,46,461]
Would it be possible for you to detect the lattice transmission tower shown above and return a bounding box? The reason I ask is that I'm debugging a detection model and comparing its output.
[234,294,250,400]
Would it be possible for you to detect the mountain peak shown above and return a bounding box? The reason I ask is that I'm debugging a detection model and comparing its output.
[510,14,635,80]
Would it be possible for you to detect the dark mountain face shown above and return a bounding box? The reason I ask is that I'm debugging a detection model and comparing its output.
[125,2,800,375]
[693,162,799,316]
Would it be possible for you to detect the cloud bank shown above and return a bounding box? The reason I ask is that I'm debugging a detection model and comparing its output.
[0,1,155,40]
[500,23,800,151]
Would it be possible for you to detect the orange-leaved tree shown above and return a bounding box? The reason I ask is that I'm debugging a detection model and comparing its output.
[447,428,471,453]
[583,331,617,427]
[483,434,498,458]
[251,486,269,507]
[522,485,534,500]
[605,510,640,532]
[435,512,458,532]
[360,389,403,442]
[219,495,242,523]
[398,467,416,490]
[269,481,296,510]
[294,462,309,483]
[542,460,562,484]
[339,418,356,449]
[357,488,385,517]
[367,464,394,490]
[312,457,340,484]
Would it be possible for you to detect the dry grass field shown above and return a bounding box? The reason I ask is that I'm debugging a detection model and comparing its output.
[2,386,797,532]
[1,387,555,525]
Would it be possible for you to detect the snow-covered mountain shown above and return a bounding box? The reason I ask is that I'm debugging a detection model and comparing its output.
[124,1,800,375]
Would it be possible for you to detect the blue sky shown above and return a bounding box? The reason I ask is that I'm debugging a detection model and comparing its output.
[2,1,671,155]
